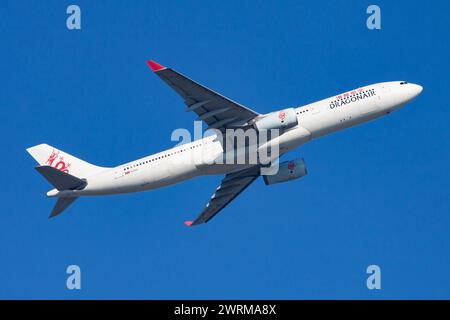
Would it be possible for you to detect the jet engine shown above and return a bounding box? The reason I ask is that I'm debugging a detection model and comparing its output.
[254,108,298,131]
[263,158,307,185]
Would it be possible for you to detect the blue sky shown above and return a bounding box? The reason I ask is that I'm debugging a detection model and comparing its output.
[1,0,449,299]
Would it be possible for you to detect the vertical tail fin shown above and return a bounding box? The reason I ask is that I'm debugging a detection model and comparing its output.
[27,144,105,218]
[26,143,108,178]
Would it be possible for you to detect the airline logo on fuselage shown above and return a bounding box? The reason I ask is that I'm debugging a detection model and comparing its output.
[329,88,376,109]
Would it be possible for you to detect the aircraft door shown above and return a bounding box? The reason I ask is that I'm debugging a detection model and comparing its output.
[311,105,321,115]
[376,85,390,107]
[114,166,125,179]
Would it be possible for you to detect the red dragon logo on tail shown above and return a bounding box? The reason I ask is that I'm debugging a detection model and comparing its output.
[46,149,71,173]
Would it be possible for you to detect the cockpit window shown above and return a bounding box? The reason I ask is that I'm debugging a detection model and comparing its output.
[400,81,408,85]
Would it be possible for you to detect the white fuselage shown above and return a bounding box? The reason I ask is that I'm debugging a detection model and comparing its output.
[48,81,422,198]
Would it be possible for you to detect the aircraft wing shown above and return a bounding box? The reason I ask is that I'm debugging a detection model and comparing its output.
[147,60,260,131]
[185,166,260,226]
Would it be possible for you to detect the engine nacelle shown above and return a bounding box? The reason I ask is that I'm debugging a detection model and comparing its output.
[254,108,298,131]
[263,158,307,185]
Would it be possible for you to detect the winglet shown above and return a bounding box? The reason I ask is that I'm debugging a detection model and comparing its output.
[147,60,166,72]
[184,220,194,227]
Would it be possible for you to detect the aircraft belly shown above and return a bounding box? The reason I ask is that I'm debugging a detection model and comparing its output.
[277,126,312,152]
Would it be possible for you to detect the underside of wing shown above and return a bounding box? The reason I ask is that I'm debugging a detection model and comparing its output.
[185,166,261,226]
[147,60,259,131]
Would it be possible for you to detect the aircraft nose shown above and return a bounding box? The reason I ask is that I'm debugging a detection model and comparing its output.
[410,83,423,97]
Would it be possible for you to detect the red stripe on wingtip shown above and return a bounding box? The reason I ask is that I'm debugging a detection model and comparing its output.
[184,221,193,227]
[147,60,166,72]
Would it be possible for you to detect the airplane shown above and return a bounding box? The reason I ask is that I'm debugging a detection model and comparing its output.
[26,60,423,226]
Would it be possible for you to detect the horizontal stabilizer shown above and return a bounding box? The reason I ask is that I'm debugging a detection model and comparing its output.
[50,197,78,218]
[35,165,87,191]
